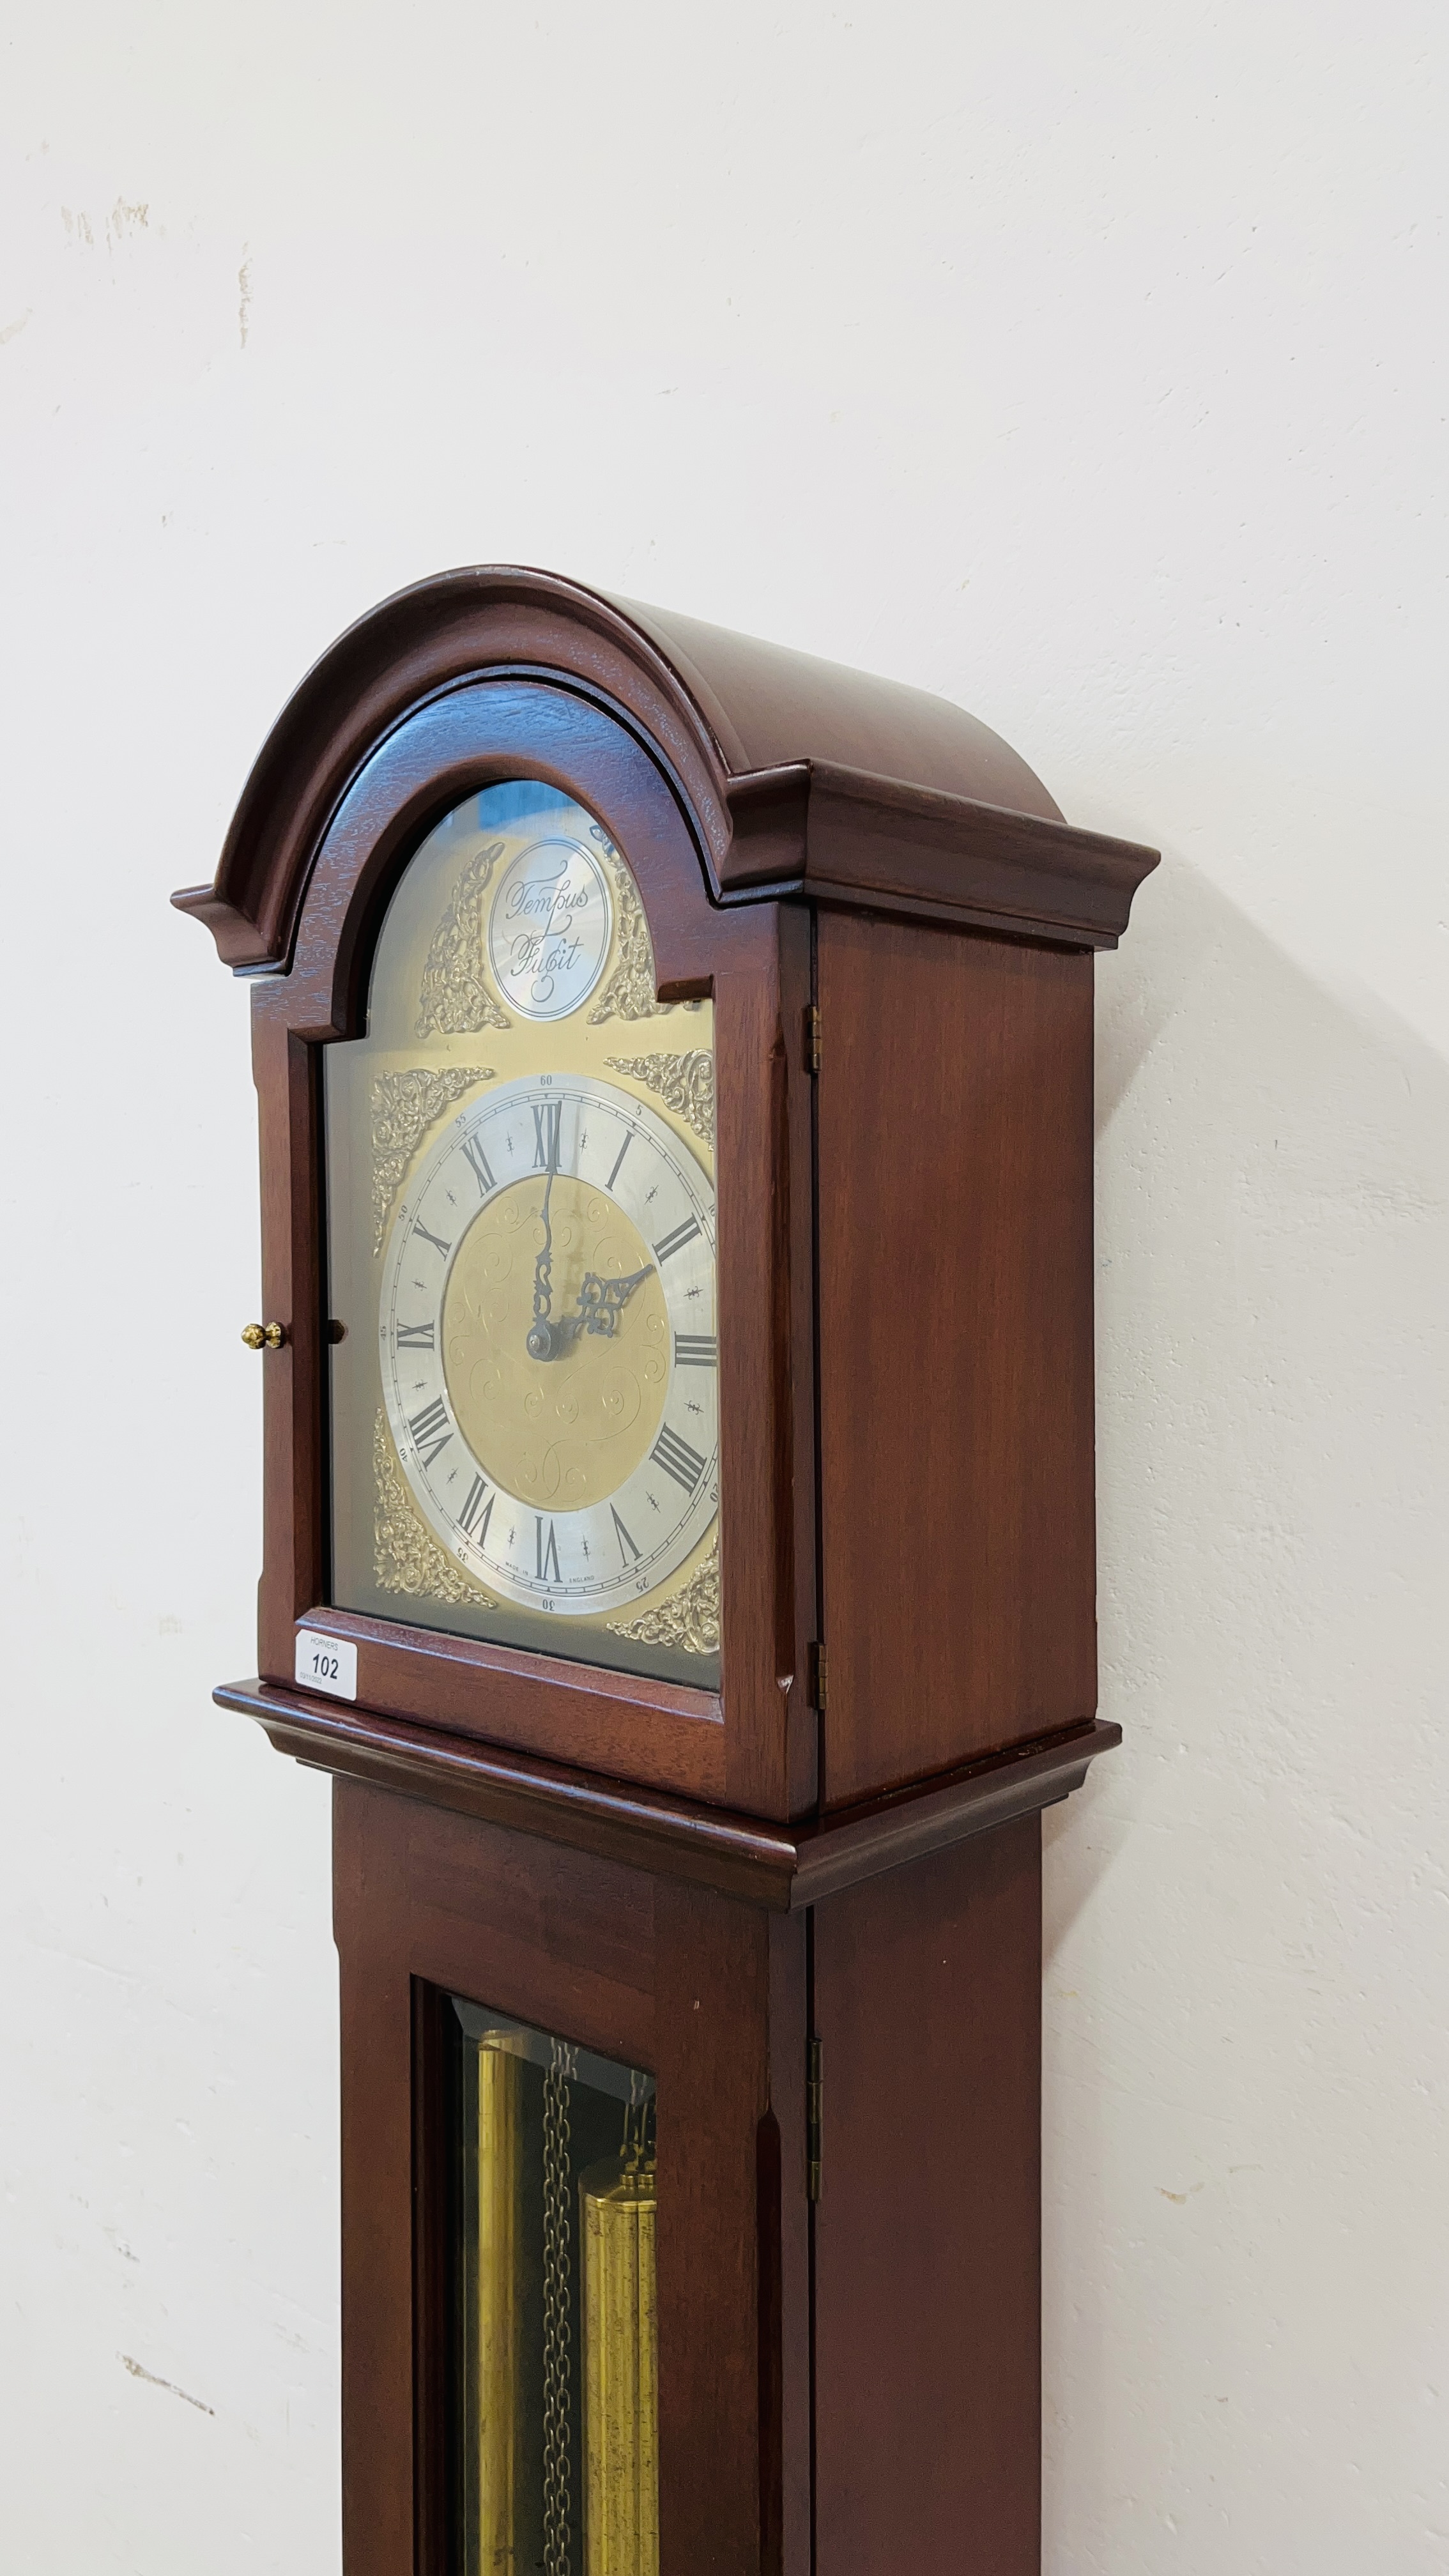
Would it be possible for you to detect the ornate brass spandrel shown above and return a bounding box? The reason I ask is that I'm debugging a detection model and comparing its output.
[603,1051,714,1149]
[588,854,701,1027]
[373,1411,499,1607]
[607,1534,720,1655]
[417,839,512,1036]
[371,1065,495,1252]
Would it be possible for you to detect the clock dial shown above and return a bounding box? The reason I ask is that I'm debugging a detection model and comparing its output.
[325,776,719,1686]
[381,1077,717,1616]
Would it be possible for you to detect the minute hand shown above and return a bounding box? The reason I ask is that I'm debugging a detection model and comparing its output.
[525,1140,560,1359]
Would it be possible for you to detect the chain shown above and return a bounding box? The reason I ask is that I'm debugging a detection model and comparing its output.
[542,2035,578,2576]
[622,2065,655,2177]
[625,2064,641,2171]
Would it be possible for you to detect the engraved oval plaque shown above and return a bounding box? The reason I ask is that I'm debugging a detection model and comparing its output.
[486,835,613,1022]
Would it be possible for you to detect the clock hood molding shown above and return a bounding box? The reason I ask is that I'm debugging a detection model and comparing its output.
[173,564,1158,971]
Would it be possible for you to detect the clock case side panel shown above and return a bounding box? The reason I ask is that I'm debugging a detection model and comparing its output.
[250,675,818,1821]
[334,1779,809,2576]
[811,1816,1042,2573]
[815,907,1098,1807]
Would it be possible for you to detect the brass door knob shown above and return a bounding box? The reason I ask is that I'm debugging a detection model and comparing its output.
[241,1321,287,1351]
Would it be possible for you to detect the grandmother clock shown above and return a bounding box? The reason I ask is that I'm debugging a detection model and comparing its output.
[177,569,1156,2576]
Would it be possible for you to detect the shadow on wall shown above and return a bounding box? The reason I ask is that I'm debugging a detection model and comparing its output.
[1038,849,1449,2565]
[1048,846,1448,1946]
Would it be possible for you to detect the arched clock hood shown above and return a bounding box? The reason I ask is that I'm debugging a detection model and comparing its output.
[174,564,1155,972]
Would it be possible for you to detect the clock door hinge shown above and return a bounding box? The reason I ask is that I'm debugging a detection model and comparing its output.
[808,1639,828,1711]
[804,1002,822,1074]
[807,2037,824,2202]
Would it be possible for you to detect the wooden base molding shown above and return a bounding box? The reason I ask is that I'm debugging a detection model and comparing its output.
[218,1676,1117,1911]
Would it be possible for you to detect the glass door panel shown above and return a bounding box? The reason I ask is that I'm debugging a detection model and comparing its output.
[452,1999,657,2576]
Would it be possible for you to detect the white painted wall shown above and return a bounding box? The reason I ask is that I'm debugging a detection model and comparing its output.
[2,3,1444,2565]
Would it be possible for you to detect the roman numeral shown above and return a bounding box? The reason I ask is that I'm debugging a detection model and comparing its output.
[532,1101,562,1170]
[673,1332,717,1368]
[413,1220,451,1258]
[458,1475,494,1543]
[408,1397,452,1469]
[650,1423,707,1493]
[611,1506,641,1565]
[535,1516,561,1583]
[462,1135,496,1195]
[607,1131,633,1191]
[396,1320,434,1350]
[652,1216,701,1266]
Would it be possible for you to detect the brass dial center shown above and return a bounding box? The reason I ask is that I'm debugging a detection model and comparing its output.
[441,1175,670,1513]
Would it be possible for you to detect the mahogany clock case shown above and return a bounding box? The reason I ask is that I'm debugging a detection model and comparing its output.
[174,566,1158,1827]
[176,571,1158,2576]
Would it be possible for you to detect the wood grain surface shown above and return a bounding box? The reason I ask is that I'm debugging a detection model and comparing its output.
[817,910,1098,1804]
[813,1815,1043,2575]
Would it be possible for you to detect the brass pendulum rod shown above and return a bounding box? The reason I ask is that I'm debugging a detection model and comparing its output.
[469,2035,525,2576]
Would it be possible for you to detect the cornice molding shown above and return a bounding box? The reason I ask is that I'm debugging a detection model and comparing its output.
[173,565,1158,969]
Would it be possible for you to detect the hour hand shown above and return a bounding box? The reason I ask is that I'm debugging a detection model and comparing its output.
[528,1264,654,1361]
[574,1263,655,1338]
